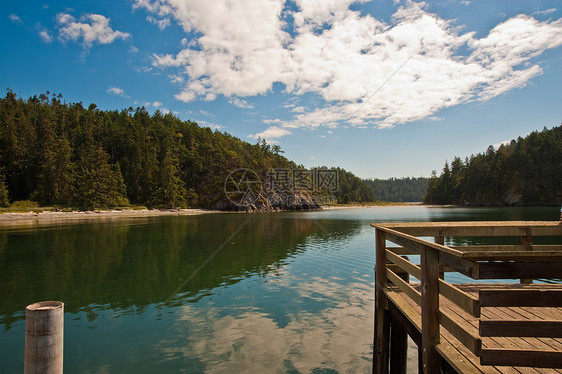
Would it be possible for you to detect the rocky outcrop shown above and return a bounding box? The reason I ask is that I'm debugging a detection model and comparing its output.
[213,189,322,212]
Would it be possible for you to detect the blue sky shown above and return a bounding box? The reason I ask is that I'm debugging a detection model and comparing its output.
[1,0,561,179]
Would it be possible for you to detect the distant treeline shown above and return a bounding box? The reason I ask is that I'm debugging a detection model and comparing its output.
[362,177,429,202]
[424,125,562,206]
[0,90,375,209]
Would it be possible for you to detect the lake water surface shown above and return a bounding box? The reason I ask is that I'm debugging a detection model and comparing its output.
[0,206,559,373]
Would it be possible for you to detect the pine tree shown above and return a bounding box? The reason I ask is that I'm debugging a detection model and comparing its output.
[75,145,129,210]
[153,135,187,209]
[0,171,9,207]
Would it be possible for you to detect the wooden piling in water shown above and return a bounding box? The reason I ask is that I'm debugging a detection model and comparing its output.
[390,269,409,374]
[24,301,64,374]
[374,229,390,374]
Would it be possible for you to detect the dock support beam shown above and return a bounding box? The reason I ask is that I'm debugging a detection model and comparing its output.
[25,301,64,374]
[421,246,440,373]
[390,270,409,374]
[374,229,390,374]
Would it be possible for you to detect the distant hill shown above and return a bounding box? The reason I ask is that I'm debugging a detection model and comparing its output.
[362,177,429,202]
[0,90,375,210]
[424,125,562,206]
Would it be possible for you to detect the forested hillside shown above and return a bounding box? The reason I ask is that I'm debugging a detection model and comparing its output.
[0,90,374,210]
[363,177,429,202]
[424,125,562,206]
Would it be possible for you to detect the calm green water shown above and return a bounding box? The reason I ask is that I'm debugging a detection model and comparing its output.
[0,206,559,373]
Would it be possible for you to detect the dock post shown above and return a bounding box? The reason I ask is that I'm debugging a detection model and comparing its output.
[24,301,64,374]
[390,269,409,374]
[421,246,440,373]
[519,231,533,284]
[374,229,390,374]
[435,236,445,279]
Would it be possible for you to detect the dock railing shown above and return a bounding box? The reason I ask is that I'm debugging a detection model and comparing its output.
[372,221,562,374]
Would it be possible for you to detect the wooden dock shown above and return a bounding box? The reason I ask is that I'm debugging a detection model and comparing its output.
[371,221,562,373]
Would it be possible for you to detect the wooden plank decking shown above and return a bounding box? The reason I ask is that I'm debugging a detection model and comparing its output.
[388,283,562,373]
[372,221,562,374]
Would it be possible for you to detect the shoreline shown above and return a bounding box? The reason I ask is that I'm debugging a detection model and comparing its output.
[0,208,220,226]
[320,202,455,209]
[0,203,448,226]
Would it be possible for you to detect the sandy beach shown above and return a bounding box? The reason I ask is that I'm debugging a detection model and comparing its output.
[0,208,220,226]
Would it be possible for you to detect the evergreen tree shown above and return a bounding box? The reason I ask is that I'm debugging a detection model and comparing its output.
[153,145,187,208]
[0,170,9,207]
[0,90,382,210]
[424,125,562,206]
[75,145,129,210]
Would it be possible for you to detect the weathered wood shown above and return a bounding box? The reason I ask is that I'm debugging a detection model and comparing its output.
[440,311,482,356]
[25,301,64,374]
[436,343,483,374]
[477,261,562,279]
[387,246,419,255]
[520,228,533,284]
[381,226,464,257]
[480,348,562,368]
[390,322,407,374]
[375,229,388,310]
[375,309,390,374]
[387,263,409,275]
[479,320,562,338]
[387,269,421,305]
[388,250,481,317]
[385,231,422,256]
[387,289,422,346]
[519,229,532,250]
[479,289,562,307]
[421,245,440,373]
[440,251,478,278]
[463,252,562,261]
[452,244,562,252]
[386,250,421,279]
[374,229,390,374]
[371,221,562,237]
[389,270,409,374]
[435,236,445,279]
[439,279,481,318]
[372,221,562,372]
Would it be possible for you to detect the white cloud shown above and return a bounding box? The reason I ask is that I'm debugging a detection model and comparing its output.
[169,74,184,84]
[9,14,22,24]
[229,97,253,109]
[134,0,562,130]
[129,45,139,53]
[57,13,130,47]
[107,86,130,98]
[38,29,52,43]
[147,15,171,29]
[248,126,292,143]
[493,139,511,149]
[533,8,557,17]
[160,278,378,373]
[197,120,224,130]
